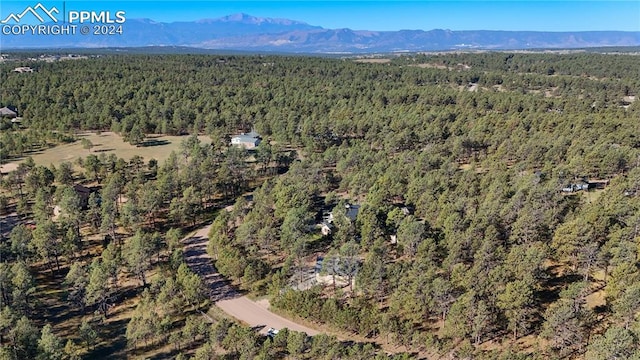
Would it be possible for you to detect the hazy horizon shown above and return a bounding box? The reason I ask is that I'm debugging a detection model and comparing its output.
[1,1,639,32]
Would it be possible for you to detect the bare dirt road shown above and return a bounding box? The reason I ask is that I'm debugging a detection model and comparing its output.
[217,296,319,336]
[181,224,237,302]
[181,223,319,336]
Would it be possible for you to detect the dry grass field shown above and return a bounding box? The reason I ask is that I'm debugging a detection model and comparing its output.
[2,132,212,171]
[353,58,392,63]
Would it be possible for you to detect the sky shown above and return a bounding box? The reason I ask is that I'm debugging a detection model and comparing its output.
[1,1,639,32]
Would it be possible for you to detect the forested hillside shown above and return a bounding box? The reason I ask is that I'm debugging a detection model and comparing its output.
[0,52,639,359]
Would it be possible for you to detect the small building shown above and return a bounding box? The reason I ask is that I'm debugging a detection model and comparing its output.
[345,203,360,222]
[53,184,95,217]
[562,183,589,193]
[230,130,261,149]
[0,106,18,118]
[317,203,360,236]
[561,179,608,193]
[13,67,33,73]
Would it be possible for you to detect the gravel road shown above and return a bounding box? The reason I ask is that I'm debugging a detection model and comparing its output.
[182,223,319,336]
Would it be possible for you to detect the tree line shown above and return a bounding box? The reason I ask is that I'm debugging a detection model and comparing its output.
[0,51,639,358]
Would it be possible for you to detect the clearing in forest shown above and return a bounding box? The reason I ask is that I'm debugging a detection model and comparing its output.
[1,132,211,170]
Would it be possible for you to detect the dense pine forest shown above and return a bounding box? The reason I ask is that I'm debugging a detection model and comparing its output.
[0,51,639,359]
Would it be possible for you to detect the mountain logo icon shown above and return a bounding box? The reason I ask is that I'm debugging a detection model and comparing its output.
[1,3,59,24]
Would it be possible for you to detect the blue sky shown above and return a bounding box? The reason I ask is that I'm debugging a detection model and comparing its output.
[2,1,639,31]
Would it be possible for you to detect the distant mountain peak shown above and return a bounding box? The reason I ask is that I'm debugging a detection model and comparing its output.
[220,13,256,22]
[1,12,637,52]
[192,13,311,27]
[131,18,160,25]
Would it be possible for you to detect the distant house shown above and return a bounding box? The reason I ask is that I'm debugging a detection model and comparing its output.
[0,106,18,118]
[326,203,360,222]
[230,130,261,149]
[561,179,609,193]
[345,204,360,222]
[53,184,96,217]
[13,67,33,73]
[318,203,360,236]
[562,182,590,193]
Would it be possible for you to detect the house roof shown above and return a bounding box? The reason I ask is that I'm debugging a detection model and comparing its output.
[232,128,260,141]
[0,106,18,117]
[345,204,360,221]
[232,134,260,143]
[320,221,333,229]
[246,129,260,138]
[73,184,92,195]
[13,67,33,73]
[323,204,360,224]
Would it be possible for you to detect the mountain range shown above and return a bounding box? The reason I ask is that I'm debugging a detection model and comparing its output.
[2,13,639,52]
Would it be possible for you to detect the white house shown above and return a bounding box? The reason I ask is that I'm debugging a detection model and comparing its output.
[13,67,33,73]
[230,130,261,149]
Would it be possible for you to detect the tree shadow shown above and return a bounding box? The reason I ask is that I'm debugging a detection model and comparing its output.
[252,324,267,332]
[539,264,584,306]
[0,213,20,238]
[181,234,245,302]
[87,318,129,359]
[140,139,170,147]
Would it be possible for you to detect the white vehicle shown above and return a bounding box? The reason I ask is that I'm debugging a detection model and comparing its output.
[266,328,279,338]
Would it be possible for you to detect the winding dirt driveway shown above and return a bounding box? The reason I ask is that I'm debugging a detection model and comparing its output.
[181,224,319,336]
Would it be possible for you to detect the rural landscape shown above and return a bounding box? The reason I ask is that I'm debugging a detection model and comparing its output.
[0,47,639,360]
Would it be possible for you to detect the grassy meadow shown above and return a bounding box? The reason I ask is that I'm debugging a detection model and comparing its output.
[2,132,212,172]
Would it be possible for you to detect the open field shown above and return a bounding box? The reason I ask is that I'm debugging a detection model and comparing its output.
[354,58,392,64]
[1,132,212,171]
